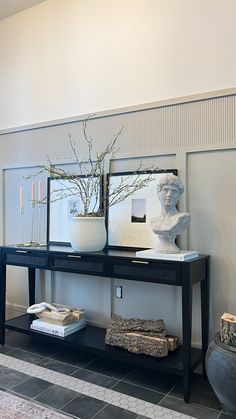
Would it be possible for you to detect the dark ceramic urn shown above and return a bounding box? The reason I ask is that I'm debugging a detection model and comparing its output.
[206,333,236,413]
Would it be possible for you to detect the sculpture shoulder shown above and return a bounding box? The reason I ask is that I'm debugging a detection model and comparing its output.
[151,212,190,225]
[174,212,190,224]
[150,212,190,234]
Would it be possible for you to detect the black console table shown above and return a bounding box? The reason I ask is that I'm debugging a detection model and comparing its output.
[0,245,209,402]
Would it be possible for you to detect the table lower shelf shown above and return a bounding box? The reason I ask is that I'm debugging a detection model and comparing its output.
[5,314,202,376]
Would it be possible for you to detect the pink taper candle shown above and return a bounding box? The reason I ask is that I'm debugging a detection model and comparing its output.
[38,180,42,201]
[20,187,24,210]
[31,182,35,201]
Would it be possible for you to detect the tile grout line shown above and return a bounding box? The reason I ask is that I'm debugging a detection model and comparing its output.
[157,382,179,406]
[216,409,223,419]
[90,403,110,419]
[162,394,222,415]
[0,352,194,419]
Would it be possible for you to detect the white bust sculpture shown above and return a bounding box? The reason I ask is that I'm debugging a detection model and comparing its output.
[150,174,190,254]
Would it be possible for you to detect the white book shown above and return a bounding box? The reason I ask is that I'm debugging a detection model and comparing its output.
[30,323,86,337]
[30,325,85,337]
[136,249,199,261]
[32,319,86,332]
[30,319,87,337]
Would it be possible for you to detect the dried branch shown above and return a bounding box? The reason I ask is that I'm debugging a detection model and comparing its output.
[25,116,158,216]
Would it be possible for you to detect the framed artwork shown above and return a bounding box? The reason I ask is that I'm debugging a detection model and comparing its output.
[106,169,177,249]
[47,176,103,245]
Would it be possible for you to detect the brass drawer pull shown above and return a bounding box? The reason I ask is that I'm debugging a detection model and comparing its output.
[67,255,82,259]
[16,250,29,254]
[131,260,149,265]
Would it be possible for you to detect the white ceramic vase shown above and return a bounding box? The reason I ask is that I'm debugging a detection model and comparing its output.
[69,216,106,252]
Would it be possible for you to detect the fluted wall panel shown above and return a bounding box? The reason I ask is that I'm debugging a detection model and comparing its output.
[1,93,236,167]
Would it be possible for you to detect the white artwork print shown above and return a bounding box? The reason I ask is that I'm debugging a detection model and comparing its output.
[108,172,175,248]
[131,199,146,223]
[68,199,81,219]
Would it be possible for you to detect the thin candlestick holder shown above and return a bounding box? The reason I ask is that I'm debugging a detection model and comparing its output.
[17,207,26,247]
[22,200,39,247]
[37,201,47,246]
[30,200,37,245]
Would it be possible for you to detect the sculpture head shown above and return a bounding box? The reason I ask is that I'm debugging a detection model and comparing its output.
[157,174,184,209]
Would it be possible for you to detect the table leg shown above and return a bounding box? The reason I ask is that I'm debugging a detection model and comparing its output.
[0,264,6,345]
[28,268,36,307]
[201,258,210,377]
[182,266,193,402]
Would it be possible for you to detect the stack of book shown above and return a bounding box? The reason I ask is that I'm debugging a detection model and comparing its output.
[30,318,87,337]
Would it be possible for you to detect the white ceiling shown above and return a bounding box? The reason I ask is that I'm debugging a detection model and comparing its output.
[0,0,46,20]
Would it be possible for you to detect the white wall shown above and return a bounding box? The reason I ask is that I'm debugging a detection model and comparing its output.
[1,0,236,130]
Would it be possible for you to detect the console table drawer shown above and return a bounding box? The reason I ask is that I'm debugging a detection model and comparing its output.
[50,253,108,276]
[4,250,48,268]
[110,258,181,285]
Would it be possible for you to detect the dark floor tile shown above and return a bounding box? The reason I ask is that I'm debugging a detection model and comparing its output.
[0,343,13,354]
[124,367,180,393]
[7,348,44,364]
[112,381,164,404]
[35,384,78,409]
[12,376,53,398]
[85,357,134,379]
[61,393,107,419]
[72,368,118,388]
[160,396,220,419]
[8,389,31,401]
[52,347,97,367]
[0,365,12,375]
[219,413,236,418]
[0,370,28,389]
[5,332,57,357]
[36,357,79,375]
[194,363,203,375]
[95,404,138,419]
[5,331,35,349]
[169,373,222,410]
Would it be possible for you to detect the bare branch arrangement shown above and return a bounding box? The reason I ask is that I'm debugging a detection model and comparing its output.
[25,117,158,216]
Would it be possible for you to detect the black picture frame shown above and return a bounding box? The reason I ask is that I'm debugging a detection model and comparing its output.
[46,175,104,246]
[106,169,177,250]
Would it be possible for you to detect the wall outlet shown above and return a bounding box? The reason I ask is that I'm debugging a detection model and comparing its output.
[115,285,123,299]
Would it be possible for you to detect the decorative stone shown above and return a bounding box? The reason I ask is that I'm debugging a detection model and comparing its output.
[105,329,168,357]
[105,315,179,358]
[110,315,165,333]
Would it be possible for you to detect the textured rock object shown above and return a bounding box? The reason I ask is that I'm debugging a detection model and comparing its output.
[220,312,236,348]
[110,315,165,332]
[105,329,168,357]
